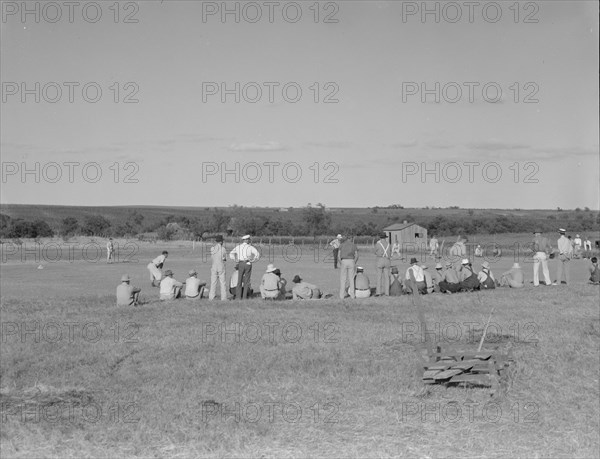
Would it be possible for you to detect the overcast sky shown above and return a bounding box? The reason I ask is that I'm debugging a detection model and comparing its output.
[1,0,598,209]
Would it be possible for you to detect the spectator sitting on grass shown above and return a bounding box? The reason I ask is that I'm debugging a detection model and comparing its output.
[404,258,427,295]
[499,263,524,288]
[589,257,600,284]
[291,275,322,300]
[260,264,283,300]
[389,267,403,296]
[274,268,291,299]
[160,270,183,300]
[478,261,496,289]
[459,259,480,291]
[354,267,371,298]
[421,265,434,294]
[116,274,141,306]
[185,270,206,300]
[439,262,461,294]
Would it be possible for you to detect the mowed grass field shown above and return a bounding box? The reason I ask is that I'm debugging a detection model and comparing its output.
[1,241,599,458]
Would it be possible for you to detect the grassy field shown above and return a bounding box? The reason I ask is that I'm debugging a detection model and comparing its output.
[1,242,599,458]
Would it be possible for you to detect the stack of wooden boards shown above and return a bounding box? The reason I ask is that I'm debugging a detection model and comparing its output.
[418,344,514,392]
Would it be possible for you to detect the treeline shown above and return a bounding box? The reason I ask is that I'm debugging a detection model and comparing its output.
[1,205,598,240]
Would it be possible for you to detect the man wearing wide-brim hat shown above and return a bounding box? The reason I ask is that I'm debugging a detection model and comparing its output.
[459,258,480,292]
[532,229,553,286]
[185,269,207,300]
[554,228,573,285]
[389,266,403,296]
[477,261,496,289]
[439,261,461,294]
[260,264,283,300]
[116,274,141,306]
[159,269,184,300]
[499,263,524,288]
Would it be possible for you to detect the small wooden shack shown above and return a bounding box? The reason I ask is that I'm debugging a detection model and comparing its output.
[383,221,428,246]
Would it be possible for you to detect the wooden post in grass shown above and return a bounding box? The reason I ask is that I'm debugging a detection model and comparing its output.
[408,268,432,390]
[478,306,496,352]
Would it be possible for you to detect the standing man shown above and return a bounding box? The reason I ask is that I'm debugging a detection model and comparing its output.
[230,235,260,299]
[329,235,342,269]
[429,235,439,258]
[209,235,228,301]
[106,238,115,264]
[532,230,553,287]
[573,234,582,258]
[338,235,359,299]
[555,228,573,285]
[449,236,467,268]
[392,237,401,257]
[374,233,391,296]
[583,236,592,259]
[147,251,168,287]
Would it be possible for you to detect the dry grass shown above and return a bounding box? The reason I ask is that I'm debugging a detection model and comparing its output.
[1,246,599,458]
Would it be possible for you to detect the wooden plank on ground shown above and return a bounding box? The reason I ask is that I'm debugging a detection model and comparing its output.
[449,361,475,371]
[424,362,452,371]
[422,370,442,379]
[448,374,493,384]
[433,368,465,380]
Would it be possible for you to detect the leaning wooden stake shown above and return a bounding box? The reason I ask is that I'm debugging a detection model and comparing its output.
[478,306,496,352]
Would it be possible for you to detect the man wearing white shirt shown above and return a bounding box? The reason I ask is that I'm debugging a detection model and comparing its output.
[230,235,260,299]
[185,270,206,300]
[260,264,282,300]
[573,234,582,258]
[555,228,573,285]
[160,270,183,300]
[106,238,115,264]
[329,235,342,269]
[583,236,592,258]
[429,236,439,257]
[147,251,168,287]
[532,230,552,286]
[405,257,427,294]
